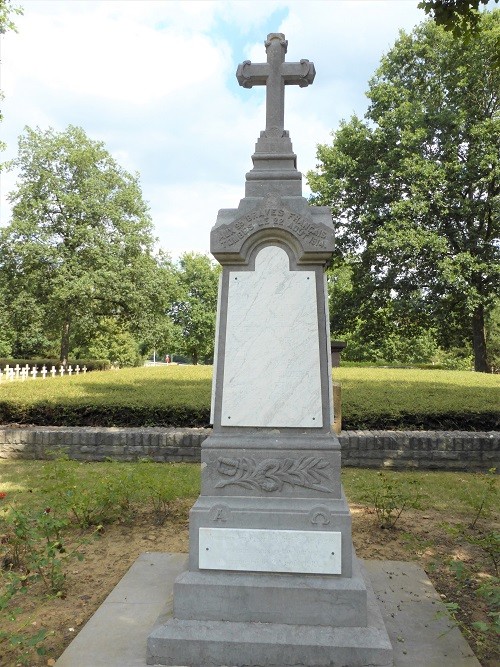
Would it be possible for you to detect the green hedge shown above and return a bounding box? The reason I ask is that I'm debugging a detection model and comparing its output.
[0,402,210,427]
[0,365,498,430]
[341,411,499,431]
[0,403,498,430]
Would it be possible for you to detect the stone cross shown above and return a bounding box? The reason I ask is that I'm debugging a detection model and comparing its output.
[236,32,315,136]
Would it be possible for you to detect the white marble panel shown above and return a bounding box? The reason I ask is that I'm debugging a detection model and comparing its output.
[199,527,342,575]
[221,245,322,427]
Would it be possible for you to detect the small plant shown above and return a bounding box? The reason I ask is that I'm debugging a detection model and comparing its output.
[474,577,500,636]
[138,462,176,525]
[466,468,498,529]
[400,531,435,556]
[2,504,71,595]
[0,624,51,666]
[463,530,500,576]
[41,456,123,528]
[448,558,471,584]
[362,472,425,529]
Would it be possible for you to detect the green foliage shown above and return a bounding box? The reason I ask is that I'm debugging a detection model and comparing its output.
[134,461,197,525]
[0,487,90,599]
[360,472,426,528]
[486,299,500,372]
[0,0,22,35]
[476,577,500,635]
[0,457,200,665]
[1,125,162,363]
[462,467,498,529]
[40,456,118,528]
[85,318,142,367]
[308,11,500,372]
[418,0,499,39]
[464,531,500,576]
[169,253,220,364]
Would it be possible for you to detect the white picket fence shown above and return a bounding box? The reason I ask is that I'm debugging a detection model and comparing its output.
[0,363,88,383]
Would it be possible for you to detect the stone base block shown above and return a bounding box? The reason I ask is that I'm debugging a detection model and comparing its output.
[188,493,354,576]
[147,565,393,667]
[174,555,367,626]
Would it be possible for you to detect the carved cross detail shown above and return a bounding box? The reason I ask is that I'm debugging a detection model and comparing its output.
[236,33,315,137]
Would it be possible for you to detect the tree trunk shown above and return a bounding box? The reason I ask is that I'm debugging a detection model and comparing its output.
[192,350,198,365]
[472,304,490,372]
[60,318,71,366]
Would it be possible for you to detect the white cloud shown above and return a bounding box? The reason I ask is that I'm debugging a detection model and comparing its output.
[0,0,425,256]
[148,180,244,257]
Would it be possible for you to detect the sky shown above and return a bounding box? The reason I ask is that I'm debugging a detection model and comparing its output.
[0,0,429,259]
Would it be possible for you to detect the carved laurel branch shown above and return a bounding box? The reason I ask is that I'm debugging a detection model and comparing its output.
[215,456,332,493]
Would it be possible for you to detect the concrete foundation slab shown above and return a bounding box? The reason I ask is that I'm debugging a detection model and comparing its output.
[55,553,481,667]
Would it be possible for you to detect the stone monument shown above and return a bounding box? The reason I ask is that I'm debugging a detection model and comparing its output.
[147,33,393,667]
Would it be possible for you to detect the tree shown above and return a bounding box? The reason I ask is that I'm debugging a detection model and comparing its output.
[133,250,182,361]
[308,11,500,372]
[1,125,161,363]
[418,0,498,38]
[0,0,21,33]
[169,253,220,364]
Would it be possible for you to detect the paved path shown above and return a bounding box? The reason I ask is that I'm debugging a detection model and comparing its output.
[55,553,480,667]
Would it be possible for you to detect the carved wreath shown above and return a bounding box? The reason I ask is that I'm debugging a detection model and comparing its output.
[215,457,332,493]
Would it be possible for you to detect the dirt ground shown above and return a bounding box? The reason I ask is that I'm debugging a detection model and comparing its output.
[2,499,498,667]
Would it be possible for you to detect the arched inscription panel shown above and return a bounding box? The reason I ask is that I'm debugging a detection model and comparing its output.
[221,244,322,427]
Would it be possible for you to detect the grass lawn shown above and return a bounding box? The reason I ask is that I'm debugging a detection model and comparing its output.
[0,365,498,429]
[0,460,498,666]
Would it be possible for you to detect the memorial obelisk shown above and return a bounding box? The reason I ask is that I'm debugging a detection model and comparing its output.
[147,33,393,667]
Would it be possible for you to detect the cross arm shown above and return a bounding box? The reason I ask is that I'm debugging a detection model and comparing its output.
[237,59,315,89]
[236,61,269,88]
[282,60,316,87]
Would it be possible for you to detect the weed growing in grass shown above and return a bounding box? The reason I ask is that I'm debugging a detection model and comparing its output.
[0,459,201,666]
[361,472,426,529]
[437,588,499,657]
[40,456,127,528]
[462,468,498,529]
[475,577,500,636]
[463,531,500,576]
[137,461,186,525]
[0,622,51,666]
[0,496,90,597]
[0,495,82,665]
[400,531,435,557]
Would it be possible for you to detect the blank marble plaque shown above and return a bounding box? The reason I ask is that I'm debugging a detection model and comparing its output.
[199,527,342,574]
[221,245,322,427]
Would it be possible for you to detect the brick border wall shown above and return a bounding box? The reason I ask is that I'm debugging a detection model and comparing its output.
[0,426,498,471]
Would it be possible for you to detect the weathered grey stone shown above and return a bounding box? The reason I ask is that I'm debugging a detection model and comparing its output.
[174,553,367,626]
[0,426,498,469]
[146,31,395,667]
[147,561,392,667]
